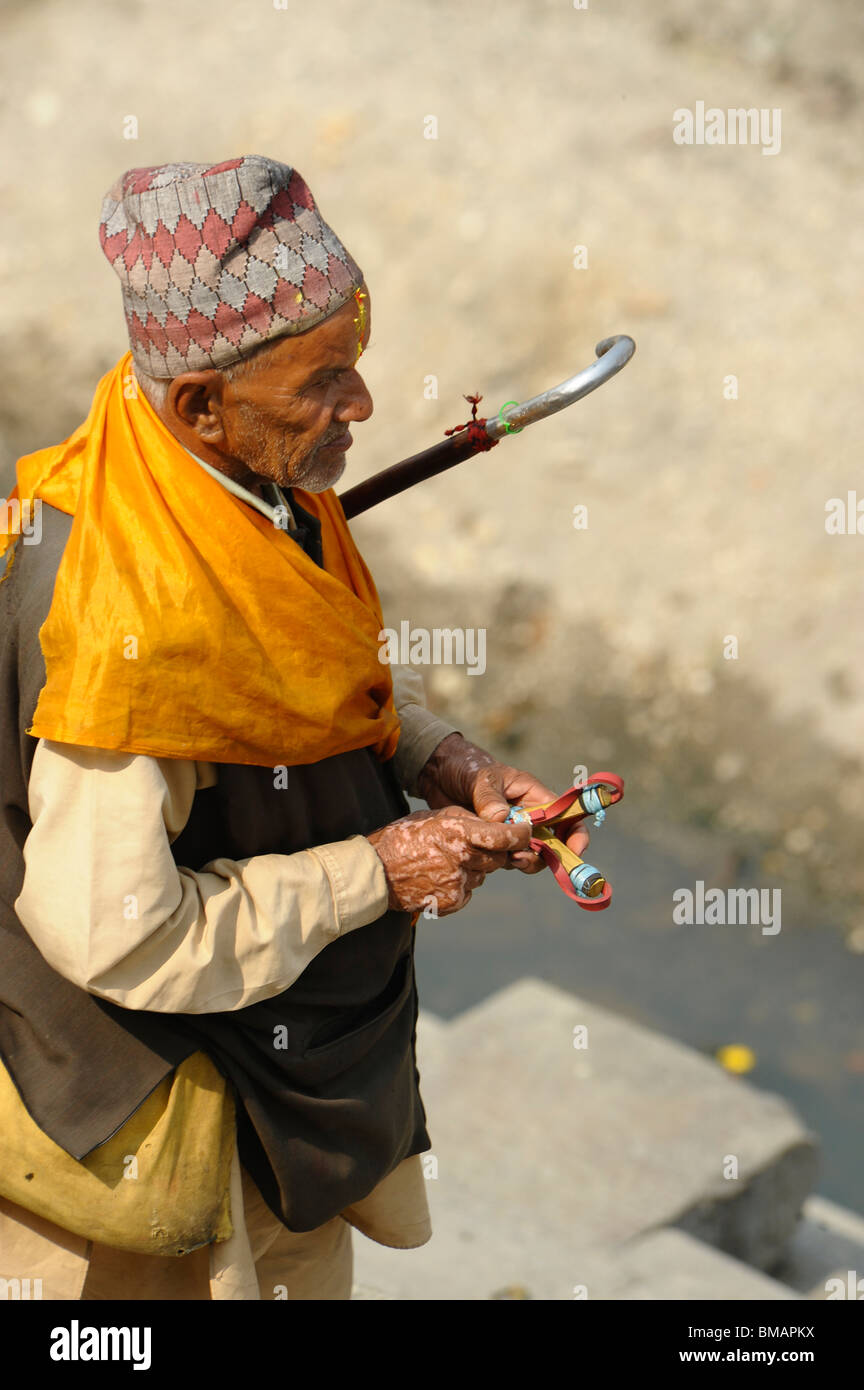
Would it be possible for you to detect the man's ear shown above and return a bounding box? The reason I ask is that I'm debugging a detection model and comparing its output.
[164,371,226,445]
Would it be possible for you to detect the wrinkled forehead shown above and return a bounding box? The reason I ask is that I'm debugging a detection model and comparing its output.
[285,283,371,369]
[229,283,372,395]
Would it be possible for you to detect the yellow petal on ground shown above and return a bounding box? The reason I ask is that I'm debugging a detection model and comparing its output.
[715,1044,756,1074]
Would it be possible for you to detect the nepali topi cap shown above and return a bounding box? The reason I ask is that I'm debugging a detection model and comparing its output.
[99,155,364,378]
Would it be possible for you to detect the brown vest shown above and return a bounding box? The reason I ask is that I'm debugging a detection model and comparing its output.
[0,501,429,1232]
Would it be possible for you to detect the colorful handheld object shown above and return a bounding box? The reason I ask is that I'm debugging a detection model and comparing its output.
[504,772,624,911]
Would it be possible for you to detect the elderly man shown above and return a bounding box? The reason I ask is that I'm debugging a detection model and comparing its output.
[0,156,588,1301]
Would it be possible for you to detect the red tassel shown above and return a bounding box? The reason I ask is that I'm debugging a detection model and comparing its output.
[444,392,499,454]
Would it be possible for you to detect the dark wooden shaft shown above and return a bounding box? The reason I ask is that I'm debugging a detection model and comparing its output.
[338,431,492,520]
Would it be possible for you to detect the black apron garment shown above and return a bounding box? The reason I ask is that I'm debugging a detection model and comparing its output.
[168,749,430,1233]
[0,496,430,1231]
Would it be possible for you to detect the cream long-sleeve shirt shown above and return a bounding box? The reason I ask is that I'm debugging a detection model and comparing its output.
[15,662,456,1014]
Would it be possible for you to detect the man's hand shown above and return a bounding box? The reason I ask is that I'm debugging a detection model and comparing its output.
[366,806,532,916]
[416,732,590,873]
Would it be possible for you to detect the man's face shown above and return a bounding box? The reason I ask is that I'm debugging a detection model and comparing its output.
[216,286,374,494]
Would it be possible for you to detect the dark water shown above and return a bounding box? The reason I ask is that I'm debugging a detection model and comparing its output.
[413,812,864,1215]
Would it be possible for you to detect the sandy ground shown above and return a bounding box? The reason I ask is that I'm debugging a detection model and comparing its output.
[1,0,862,927]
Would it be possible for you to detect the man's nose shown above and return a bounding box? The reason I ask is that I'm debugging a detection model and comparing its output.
[335,372,373,424]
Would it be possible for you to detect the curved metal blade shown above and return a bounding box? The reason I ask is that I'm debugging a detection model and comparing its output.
[483,334,636,441]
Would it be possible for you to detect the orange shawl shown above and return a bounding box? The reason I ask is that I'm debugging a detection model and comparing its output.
[0,354,400,767]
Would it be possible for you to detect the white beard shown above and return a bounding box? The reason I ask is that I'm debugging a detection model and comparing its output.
[291,450,348,493]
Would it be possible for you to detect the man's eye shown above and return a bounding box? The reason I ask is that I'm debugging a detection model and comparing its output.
[297,375,337,398]
[296,363,360,399]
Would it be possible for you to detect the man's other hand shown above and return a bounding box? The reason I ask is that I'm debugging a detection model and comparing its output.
[366,806,532,916]
[416,732,590,874]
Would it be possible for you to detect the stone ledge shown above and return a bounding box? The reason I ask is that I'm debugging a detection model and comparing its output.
[352,978,822,1299]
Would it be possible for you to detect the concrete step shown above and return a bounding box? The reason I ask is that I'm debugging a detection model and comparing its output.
[774,1196,864,1300]
[353,1225,800,1302]
[553,1228,799,1301]
[352,978,822,1300]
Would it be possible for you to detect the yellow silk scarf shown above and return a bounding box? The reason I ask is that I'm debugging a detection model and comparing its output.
[0,354,400,767]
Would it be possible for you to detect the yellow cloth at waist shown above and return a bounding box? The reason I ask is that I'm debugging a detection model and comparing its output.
[0,1051,234,1256]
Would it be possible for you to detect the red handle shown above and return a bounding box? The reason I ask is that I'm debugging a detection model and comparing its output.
[519,771,624,911]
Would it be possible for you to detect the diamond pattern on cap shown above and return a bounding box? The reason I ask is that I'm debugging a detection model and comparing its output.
[99,155,363,376]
